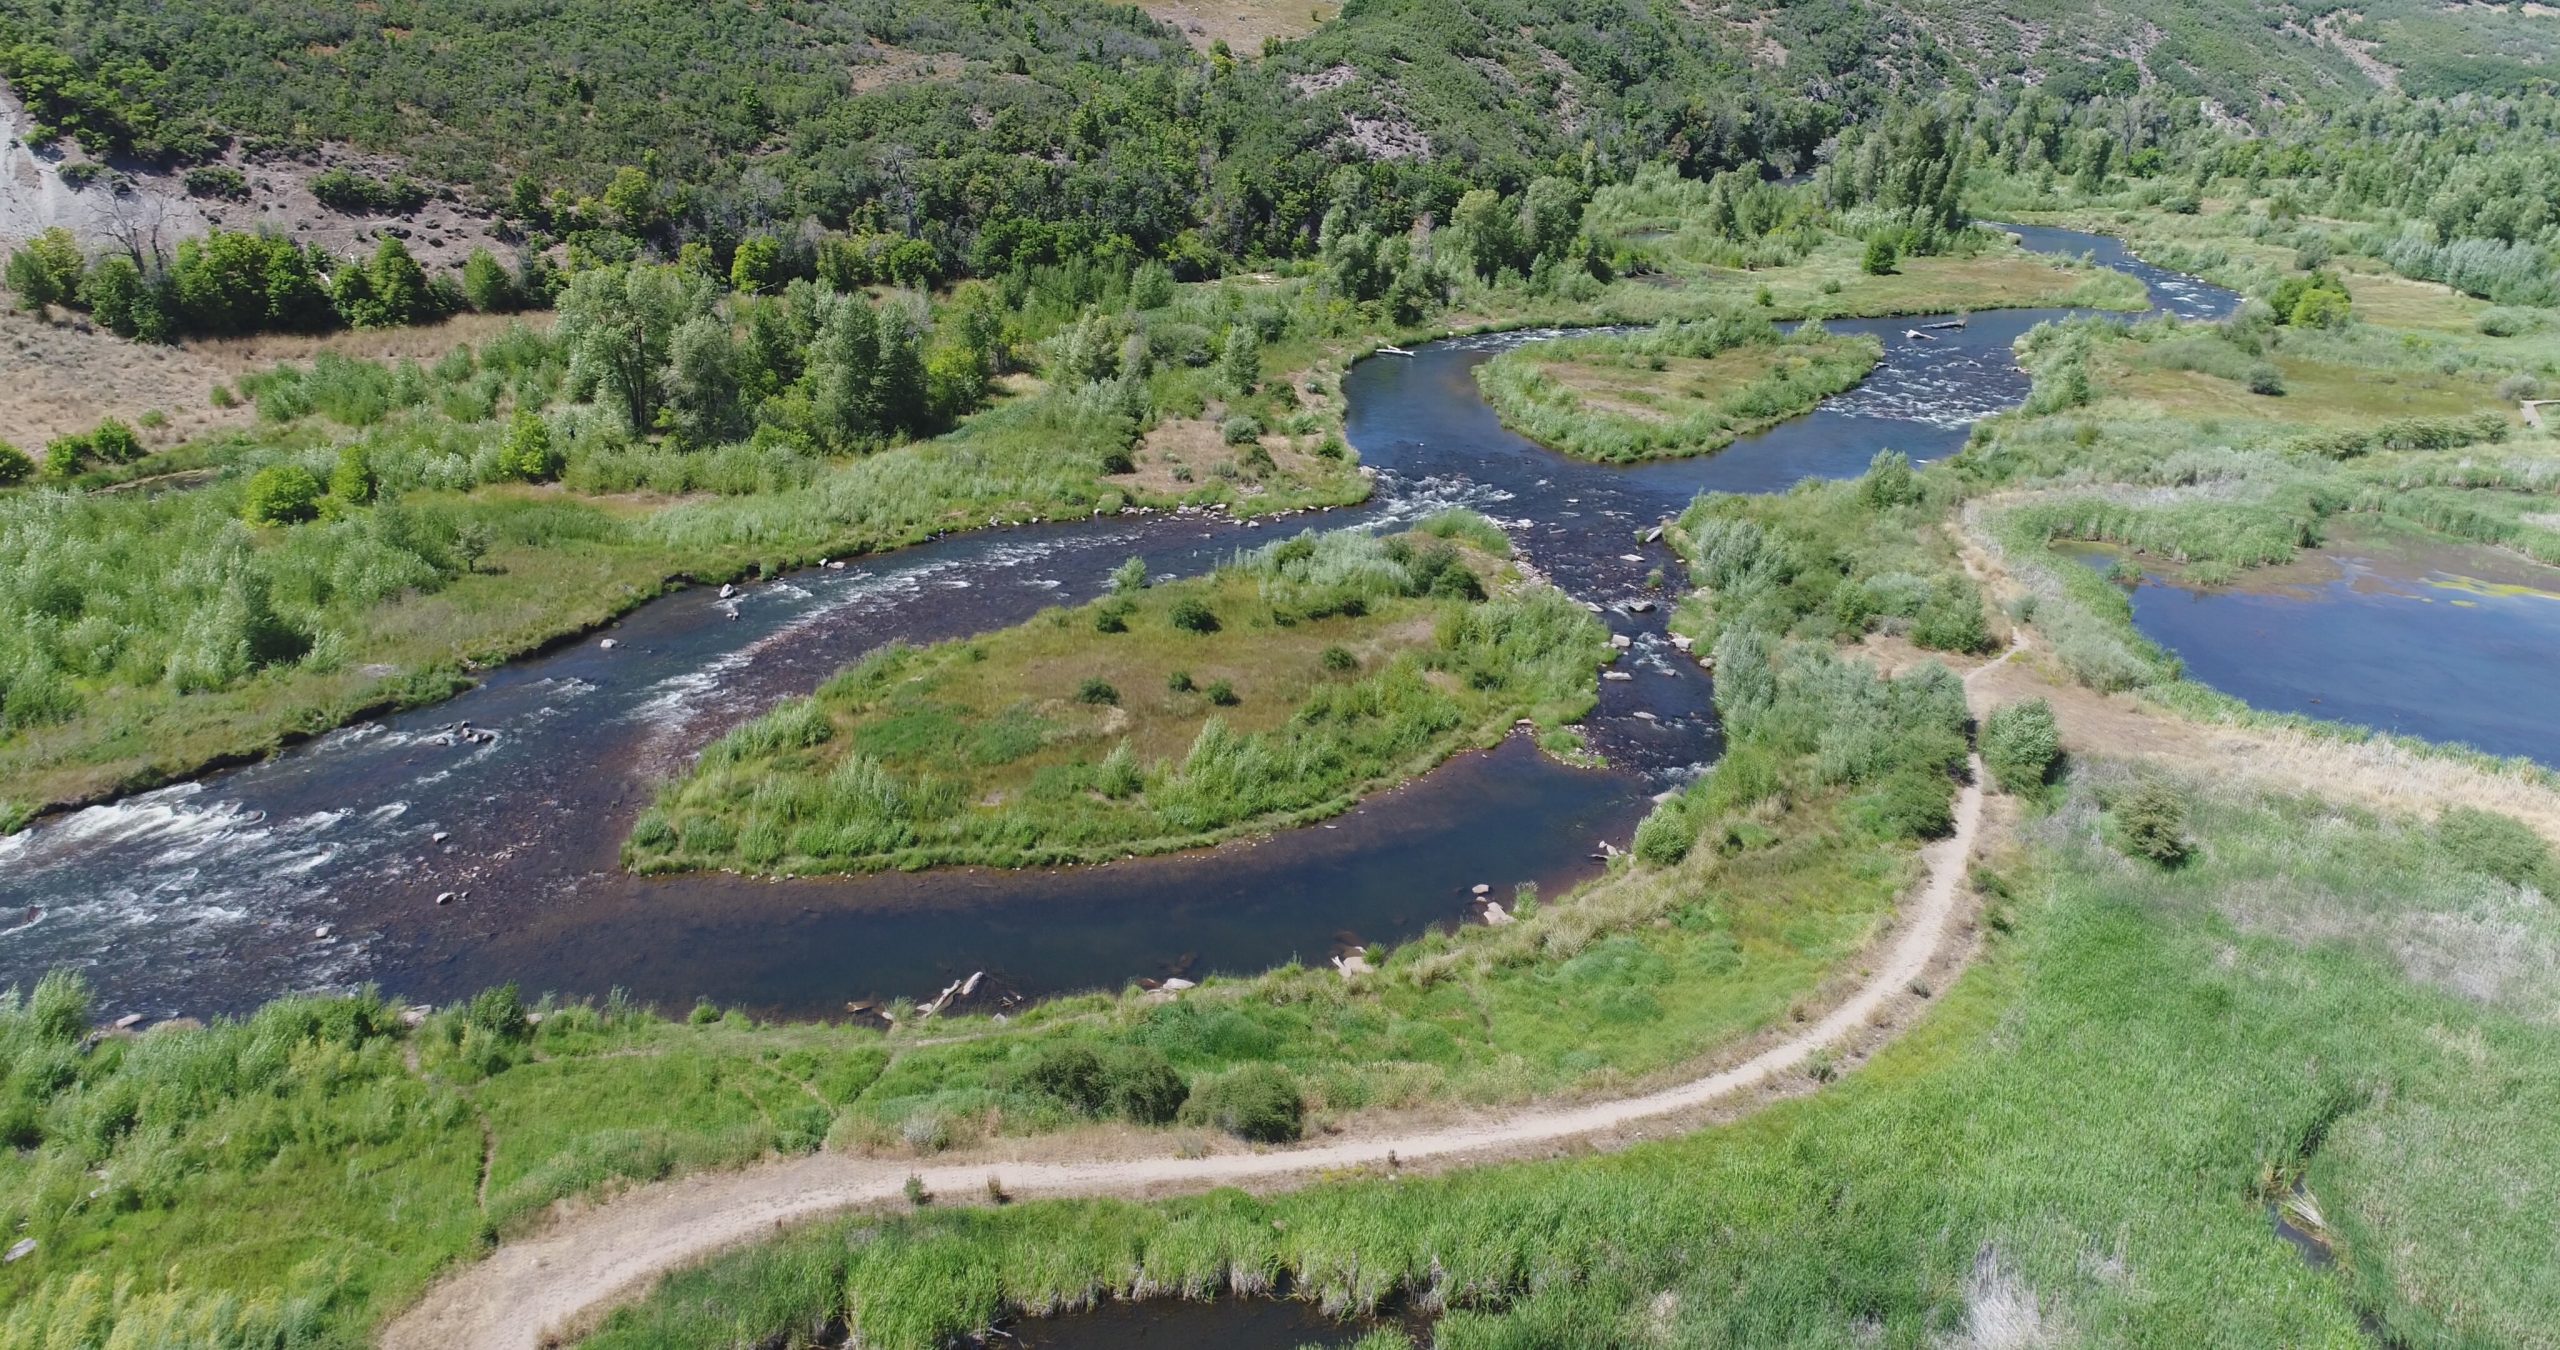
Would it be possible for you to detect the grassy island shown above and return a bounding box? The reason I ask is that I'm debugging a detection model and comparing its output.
[624,515,1609,875]
[1475,315,1882,463]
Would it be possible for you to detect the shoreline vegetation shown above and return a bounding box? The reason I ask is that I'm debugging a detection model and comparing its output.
[584,765,2560,1350]
[0,223,2133,833]
[0,615,1954,1345]
[1474,314,1883,463]
[624,516,1610,876]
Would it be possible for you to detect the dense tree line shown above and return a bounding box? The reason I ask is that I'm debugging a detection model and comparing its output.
[1962,87,2560,306]
[2,225,533,338]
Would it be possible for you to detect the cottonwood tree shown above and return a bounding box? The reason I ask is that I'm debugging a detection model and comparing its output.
[557,263,713,433]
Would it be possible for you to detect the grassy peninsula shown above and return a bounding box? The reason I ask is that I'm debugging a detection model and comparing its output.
[625,518,1607,874]
[1475,314,1882,462]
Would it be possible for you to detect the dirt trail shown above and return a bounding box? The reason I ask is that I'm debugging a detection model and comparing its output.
[383,742,1999,1346]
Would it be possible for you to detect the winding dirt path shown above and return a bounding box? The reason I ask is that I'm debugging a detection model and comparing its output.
[384,656,2013,1350]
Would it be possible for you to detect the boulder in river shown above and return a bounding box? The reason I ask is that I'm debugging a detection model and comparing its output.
[1481,902,1515,927]
[1603,670,1634,682]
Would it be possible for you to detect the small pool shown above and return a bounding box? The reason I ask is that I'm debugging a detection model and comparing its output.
[2065,530,2560,767]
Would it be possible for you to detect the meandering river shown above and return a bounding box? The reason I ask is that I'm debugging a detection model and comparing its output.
[0,229,2234,1021]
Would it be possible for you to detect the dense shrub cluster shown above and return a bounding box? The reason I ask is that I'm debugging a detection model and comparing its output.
[1982,699,2061,792]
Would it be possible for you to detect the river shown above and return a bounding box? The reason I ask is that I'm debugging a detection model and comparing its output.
[0,227,2234,1021]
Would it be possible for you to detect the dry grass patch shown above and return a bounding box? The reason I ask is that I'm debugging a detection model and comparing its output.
[0,309,247,449]
[1143,0,1339,52]
[2093,345,2496,426]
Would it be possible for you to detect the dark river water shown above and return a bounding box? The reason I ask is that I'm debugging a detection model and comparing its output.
[0,228,2234,1022]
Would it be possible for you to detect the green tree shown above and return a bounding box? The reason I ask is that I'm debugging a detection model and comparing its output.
[89,418,142,462]
[494,411,561,481]
[1129,260,1175,310]
[1217,325,1260,397]
[364,237,431,327]
[261,241,335,332]
[666,314,746,446]
[171,230,275,333]
[1518,175,1586,266]
[556,264,708,433]
[329,444,377,504]
[461,248,515,313]
[4,227,84,310]
[1857,449,1918,507]
[729,236,783,295]
[76,254,150,337]
[800,293,885,450]
[1982,700,2061,792]
[0,439,33,486]
[1450,187,1517,279]
[242,464,323,525]
[508,174,546,221]
[42,435,88,479]
[2114,781,2191,867]
[1862,235,1900,276]
[602,165,657,233]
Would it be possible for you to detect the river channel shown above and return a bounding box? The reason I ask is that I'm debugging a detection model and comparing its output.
[0,228,2234,1020]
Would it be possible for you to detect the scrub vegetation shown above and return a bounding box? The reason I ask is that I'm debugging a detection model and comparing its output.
[585,772,2560,1349]
[1475,313,1881,462]
[626,521,1610,873]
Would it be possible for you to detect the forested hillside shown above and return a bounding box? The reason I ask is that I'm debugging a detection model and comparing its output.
[6,0,2551,281]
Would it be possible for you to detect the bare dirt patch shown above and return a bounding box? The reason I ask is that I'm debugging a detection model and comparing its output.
[847,47,968,92]
[2,82,506,273]
[1113,409,1335,501]
[1337,109,1432,160]
[1145,0,1339,53]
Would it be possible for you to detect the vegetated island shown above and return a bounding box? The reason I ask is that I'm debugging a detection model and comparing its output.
[1474,314,1882,463]
[624,512,1608,875]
